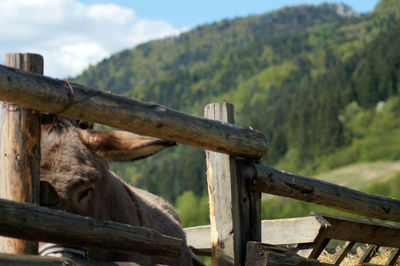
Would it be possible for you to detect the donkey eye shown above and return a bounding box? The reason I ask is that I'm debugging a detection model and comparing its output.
[79,122,89,130]
[78,121,93,130]
[78,187,93,203]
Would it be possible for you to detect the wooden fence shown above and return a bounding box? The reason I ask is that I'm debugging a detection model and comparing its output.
[0,53,400,265]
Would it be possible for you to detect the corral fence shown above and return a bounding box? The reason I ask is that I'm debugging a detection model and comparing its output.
[0,53,400,265]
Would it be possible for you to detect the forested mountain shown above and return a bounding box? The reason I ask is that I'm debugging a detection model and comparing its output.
[73,0,400,216]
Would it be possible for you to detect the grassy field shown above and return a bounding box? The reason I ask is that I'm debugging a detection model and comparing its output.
[315,161,400,189]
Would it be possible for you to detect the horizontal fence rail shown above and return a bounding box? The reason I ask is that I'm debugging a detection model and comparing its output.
[0,65,268,159]
[0,198,182,257]
[243,162,400,222]
[186,213,400,253]
[184,217,322,253]
[0,253,142,266]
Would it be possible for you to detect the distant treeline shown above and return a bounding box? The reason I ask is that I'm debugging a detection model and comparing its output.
[73,0,400,212]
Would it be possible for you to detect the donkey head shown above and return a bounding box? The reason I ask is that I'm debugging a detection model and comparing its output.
[39,118,175,217]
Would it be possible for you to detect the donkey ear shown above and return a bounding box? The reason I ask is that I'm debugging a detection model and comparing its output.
[78,130,176,161]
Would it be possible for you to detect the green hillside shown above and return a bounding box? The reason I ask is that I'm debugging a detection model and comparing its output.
[75,3,360,113]
[72,0,400,222]
[316,161,400,189]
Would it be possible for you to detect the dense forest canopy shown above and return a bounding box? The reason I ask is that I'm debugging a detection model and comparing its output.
[73,0,400,223]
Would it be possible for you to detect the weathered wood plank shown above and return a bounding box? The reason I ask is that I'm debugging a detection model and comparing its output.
[332,241,355,264]
[0,65,268,159]
[359,245,379,264]
[247,164,400,222]
[0,53,42,255]
[0,198,182,257]
[245,241,334,266]
[295,213,331,259]
[205,102,242,265]
[186,212,400,259]
[306,238,331,259]
[313,213,400,248]
[0,252,144,266]
[260,216,327,245]
[185,216,327,252]
[185,225,211,252]
[237,160,261,245]
[386,248,400,266]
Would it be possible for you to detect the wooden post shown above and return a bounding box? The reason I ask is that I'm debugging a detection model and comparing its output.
[205,102,240,265]
[237,160,261,245]
[205,103,261,265]
[0,53,42,254]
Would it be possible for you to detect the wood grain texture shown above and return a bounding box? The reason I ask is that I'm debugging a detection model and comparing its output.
[359,245,379,264]
[0,252,143,266]
[0,53,42,255]
[312,213,400,248]
[0,65,268,159]
[185,216,326,254]
[205,103,241,265]
[247,164,400,222]
[387,248,400,266]
[260,216,327,245]
[332,241,355,264]
[236,160,261,246]
[184,225,211,251]
[0,198,182,257]
[186,213,400,261]
[245,241,334,266]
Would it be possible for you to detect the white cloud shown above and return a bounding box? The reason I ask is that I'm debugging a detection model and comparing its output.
[0,0,182,78]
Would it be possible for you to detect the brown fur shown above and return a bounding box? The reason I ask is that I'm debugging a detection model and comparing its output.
[40,118,192,265]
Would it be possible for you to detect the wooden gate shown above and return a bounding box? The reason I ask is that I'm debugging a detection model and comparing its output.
[1,53,400,265]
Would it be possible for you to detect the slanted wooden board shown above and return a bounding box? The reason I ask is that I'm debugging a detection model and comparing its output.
[359,245,379,264]
[245,241,334,266]
[312,212,400,248]
[387,248,400,266]
[298,213,400,260]
[0,65,268,159]
[332,241,355,264]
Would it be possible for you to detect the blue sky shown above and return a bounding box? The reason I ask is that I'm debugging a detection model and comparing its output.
[0,0,381,78]
[80,0,380,29]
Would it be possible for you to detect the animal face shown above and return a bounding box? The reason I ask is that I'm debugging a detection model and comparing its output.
[39,118,175,217]
[38,118,193,264]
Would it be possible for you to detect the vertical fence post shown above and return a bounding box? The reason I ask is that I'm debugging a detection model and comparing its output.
[205,102,256,265]
[237,159,261,247]
[0,53,42,254]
